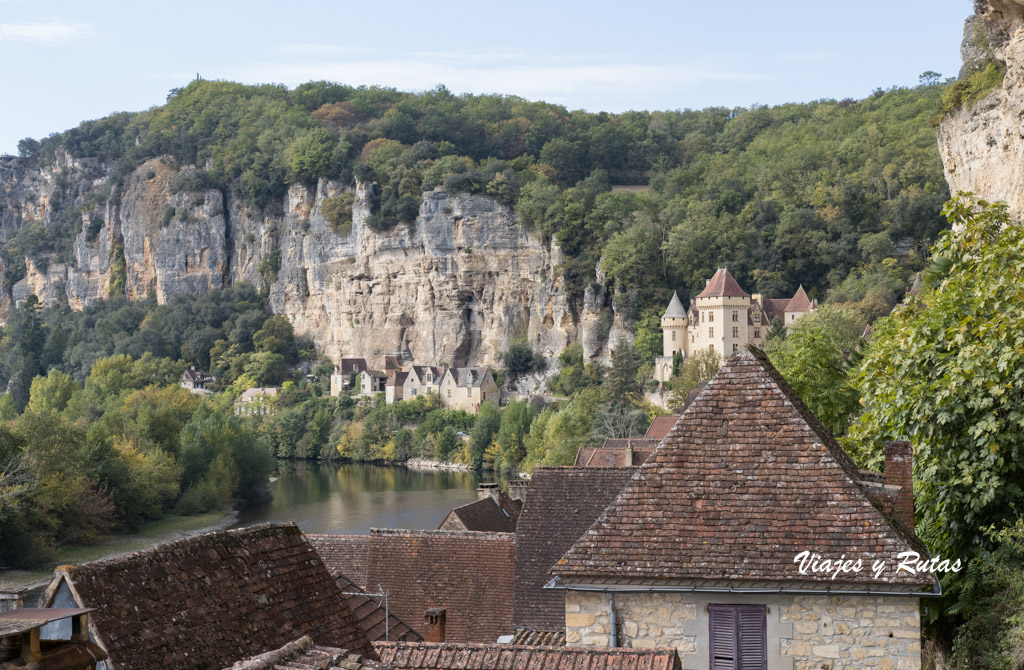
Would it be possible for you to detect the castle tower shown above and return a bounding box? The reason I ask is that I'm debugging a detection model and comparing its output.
[784,285,813,326]
[654,291,688,383]
[690,268,752,359]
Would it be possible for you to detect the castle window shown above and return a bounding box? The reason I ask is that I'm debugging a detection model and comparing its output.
[754,328,760,338]
[691,334,694,343]
[732,327,739,338]
[709,327,714,338]
[754,313,760,323]
[672,331,676,341]
[732,311,738,322]
[709,312,714,322]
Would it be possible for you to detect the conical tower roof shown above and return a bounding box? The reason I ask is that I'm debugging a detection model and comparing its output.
[695,267,750,298]
[787,284,812,312]
[662,291,687,319]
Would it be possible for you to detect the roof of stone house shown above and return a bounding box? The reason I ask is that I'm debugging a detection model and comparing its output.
[50,523,375,670]
[334,573,424,643]
[306,534,372,588]
[443,494,522,533]
[409,366,443,382]
[364,369,389,379]
[446,367,492,388]
[375,642,681,670]
[573,439,656,467]
[338,358,369,375]
[695,267,750,299]
[787,285,813,312]
[553,348,938,590]
[508,628,566,646]
[662,291,687,319]
[512,467,638,631]
[225,636,387,670]
[181,368,211,382]
[387,371,410,388]
[238,386,278,402]
[365,529,515,644]
[644,415,678,440]
[761,298,792,322]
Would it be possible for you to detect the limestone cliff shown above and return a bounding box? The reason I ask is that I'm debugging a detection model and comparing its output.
[938,0,1024,219]
[0,153,626,368]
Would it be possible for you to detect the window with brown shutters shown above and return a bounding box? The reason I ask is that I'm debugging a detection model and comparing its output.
[708,604,766,670]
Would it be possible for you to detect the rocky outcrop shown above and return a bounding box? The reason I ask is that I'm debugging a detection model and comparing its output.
[938,0,1024,219]
[0,153,615,368]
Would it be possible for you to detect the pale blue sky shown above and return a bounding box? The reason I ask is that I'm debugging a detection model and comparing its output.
[0,1,970,155]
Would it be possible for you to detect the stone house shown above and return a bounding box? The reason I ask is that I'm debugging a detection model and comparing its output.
[234,387,279,415]
[654,268,816,382]
[402,366,443,400]
[35,523,375,669]
[438,367,498,414]
[552,348,938,670]
[358,369,388,396]
[330,358,368,396]
[437,488,522,533]
[385,371,408,404]
[179,367,214,394]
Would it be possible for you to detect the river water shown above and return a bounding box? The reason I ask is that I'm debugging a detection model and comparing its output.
[231,461,492,534]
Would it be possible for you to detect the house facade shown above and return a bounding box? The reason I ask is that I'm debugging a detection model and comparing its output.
[330,358,368,396]
[553,348,937,670]
[438,367,498,414]
[654,268,815,382]
[402,366,443,400]
[385,371,408,404]
[358,369,388,396]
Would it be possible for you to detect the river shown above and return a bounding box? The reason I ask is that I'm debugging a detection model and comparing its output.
[231,461,495,534]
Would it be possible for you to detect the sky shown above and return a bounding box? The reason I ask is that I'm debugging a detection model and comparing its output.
[0,0,971,155]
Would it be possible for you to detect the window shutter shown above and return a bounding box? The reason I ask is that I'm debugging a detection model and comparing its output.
[709,605,736,670]
[737,606,767,670]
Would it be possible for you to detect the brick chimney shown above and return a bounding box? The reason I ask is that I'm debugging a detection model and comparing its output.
[424,607,446,643]
[884,441,914,531]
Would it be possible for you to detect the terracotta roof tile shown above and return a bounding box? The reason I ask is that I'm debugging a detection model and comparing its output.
[307,534,372,588]
[512,467,637,630]
[761,298,791,322]
[644,416,678,440]
[695,268,750,299]
[509,629,566,646]
[573,440,657,467]
[54,523,375,670]
[444,494,521,533]
[375,642,680,670]
[553,349,939,590]
[226,636,388,669]
[787,285,812,312]
[365,530,515,643]
[335,574,424,643]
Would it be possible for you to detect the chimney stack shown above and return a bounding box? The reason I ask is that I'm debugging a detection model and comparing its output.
[424,607,446,643]
[0,592,22,613]
[884,441,914,531]
[507,480,529,502]
[477,483,500,501]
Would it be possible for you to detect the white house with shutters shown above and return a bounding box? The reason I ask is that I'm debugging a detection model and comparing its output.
[551,348,937,670]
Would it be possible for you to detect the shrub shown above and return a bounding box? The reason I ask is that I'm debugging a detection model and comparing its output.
[322,192,355,236]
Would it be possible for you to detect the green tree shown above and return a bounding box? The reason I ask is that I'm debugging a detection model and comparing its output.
[435,426,458,462]
[495,400,535,470]
[667,348,720,408]
[28,369,78,414]
[468,402,501,470]
[849,194,1024,560]
[498,339,547,389]
[604,342,642,407]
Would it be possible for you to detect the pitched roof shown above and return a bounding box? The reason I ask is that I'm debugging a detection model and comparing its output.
[446,367,492,388]
[573,439,656,467]
[761,298,792,322]
[553,348,938,590]
[509,628,566,646]
[365,530,515,643]
[375,642,681,670]
[338,358,369,375]
[644,415,679,440]
[662,291,687,318]
[51,523,375,670]
[512,467,638,630]
[695,268,750,299]
[225,636,387,670]
[238,387,278,402]
[306,534,371,588]
[335,573,424,643]
[443,494,522,533]
[387,371,410,387]
[787,284,813,312]
[363,369,389,379]
[409,366,443,381]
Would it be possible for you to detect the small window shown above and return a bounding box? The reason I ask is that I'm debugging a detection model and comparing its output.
[709,327,714,338]
[754,313,760,323]
[691,334,695,343]
[709,312,714,322]
[412,388,417,396]
[447,389,452,398]
[466,387,471,397]
[672,330,676,341]
[482,391,486,401]
[709,604,766,670]
[732,311,738,322]
[754,328,760,338]
[732,327,739,338]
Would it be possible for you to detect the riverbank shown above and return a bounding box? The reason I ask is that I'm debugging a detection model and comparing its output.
[0,509,238,598]
[404,457,473,472]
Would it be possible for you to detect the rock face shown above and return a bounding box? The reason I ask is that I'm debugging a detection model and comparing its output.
[938,0,1024,220]
[0,153,620,368]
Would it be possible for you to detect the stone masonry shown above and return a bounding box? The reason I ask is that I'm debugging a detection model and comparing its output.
[565,590,921,670]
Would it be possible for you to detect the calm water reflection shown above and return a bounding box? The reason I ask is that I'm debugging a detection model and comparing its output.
[232,462,495,534]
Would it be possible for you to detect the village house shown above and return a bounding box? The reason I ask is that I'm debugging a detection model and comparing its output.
[401,365,443,400]
[385,371,408,404]
[551,348,937,670]
[573,438,657,467]
[358,369,388,396]
[34,523,376,670]
[330,358,368,396]
[234,387,278,415]
[653,268,816,382]
[179,367,215,395]
[437,367,498,414]
[437,486,522,533]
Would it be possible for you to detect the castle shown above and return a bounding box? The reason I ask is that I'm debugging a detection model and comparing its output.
[653,267,815,382]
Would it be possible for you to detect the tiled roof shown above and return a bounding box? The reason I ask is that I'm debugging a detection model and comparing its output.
[695,268,750,299]
[447,367,492,388]
[307,534,372,588]
[573,439,656,467]
[226,636,387,670]
[335,573,424,643]
[55,523,375,670]
[364,369,389,379]
[512,467,638,630]
[509,628,566,646]
[339,358,369,375]
[387,371,410,387]
[644,415,678,440]
[761,298,791,322]
[238,387,278,402]
[662,291,687,318]
[445,494,521,533]
[375,642,681,670]
[787,284,813,312]
[409,366,443,380]
[553,348,938,590]
[365,529,515,643]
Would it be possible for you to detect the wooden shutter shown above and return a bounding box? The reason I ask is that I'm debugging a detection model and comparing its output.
[709,605,736,670]
[737,606,767,670]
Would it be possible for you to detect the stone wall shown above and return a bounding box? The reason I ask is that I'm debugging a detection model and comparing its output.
[565,590,921,670]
